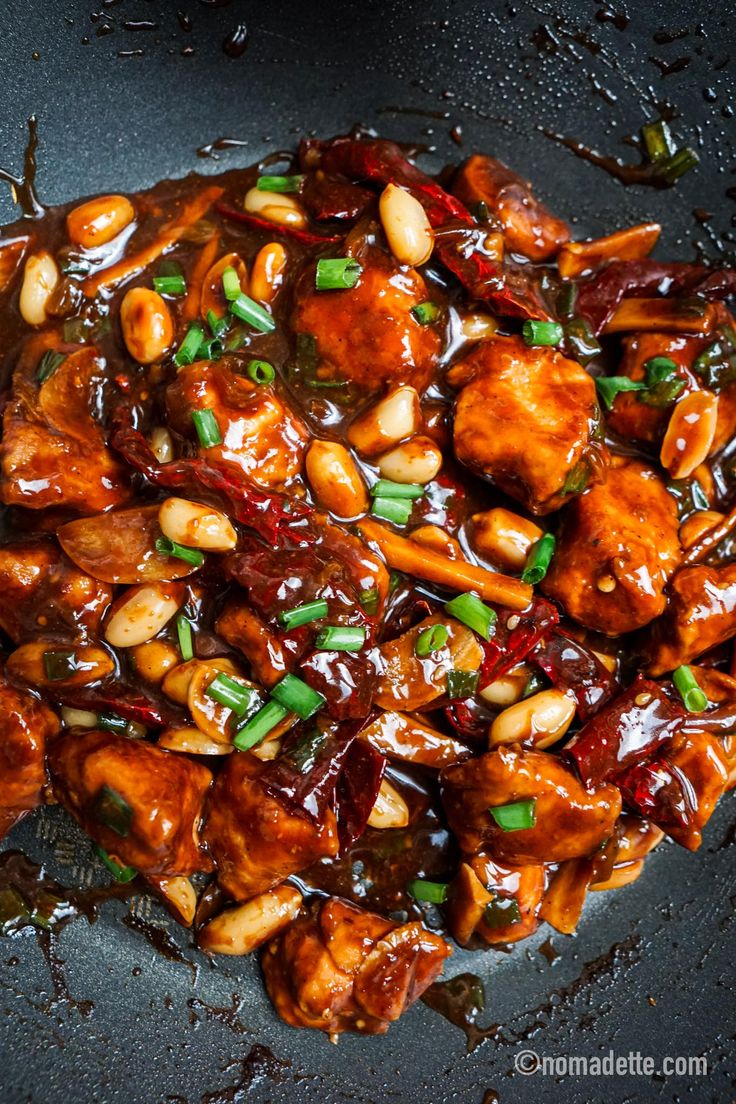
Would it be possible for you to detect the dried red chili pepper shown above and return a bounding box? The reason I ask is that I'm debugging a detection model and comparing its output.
[534,631,618,722]
[215,202,343,246]
[53,686,184,730]
[334,739,387,853]
[479,598,559,688]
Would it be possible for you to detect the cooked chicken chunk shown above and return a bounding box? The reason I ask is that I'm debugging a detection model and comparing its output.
[449,336,605,515]
[166,359,308,488]
[0,673,59,839]
[446,854,544,946]
[291,250,441,394]
[543,457,681,635]
[441,745,621,863]
[647,564,736,675]
[0,345,130,512]
[262,896,450,1035]
[48,728,212,875]
[203,752,338,900]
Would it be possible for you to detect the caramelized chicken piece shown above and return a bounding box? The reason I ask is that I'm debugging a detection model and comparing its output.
[441,745,621,864]
[166,359,308,488]
[215,595,291,688]
[203,752,338,900]
[0,345,130,512]
[0,672,59,839]
[449,336,605,515]
[48,728,212,875]
[647,564,736,675]
[262,896,450,1035]
[606,333,706,444]
[453,154,570,261]
[291,250,441,394]
[543,457,681,635]
[375,614,483,711]
[0,540,112,642]
[446,854,544,946]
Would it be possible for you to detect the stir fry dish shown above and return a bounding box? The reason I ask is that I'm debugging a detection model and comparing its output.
[0,132,735,1039]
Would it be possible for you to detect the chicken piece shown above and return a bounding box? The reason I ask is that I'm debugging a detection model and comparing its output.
[449,336,605,515]
[262,896,451,1035]
[166,359,308,488]
[203,751,338,900]
[446,854,544,946]
[441,745,621,864]
[0,540,112,643]
[0,672,60,839]
[291,249,441,394]
[542,457,681,635]
[606,333,707,444]
[48,728,212,875]
[0,345,130,512]
[453,154,570,261]
[215,595,291,688]
[375,614,483,711]
[647,564,736,675]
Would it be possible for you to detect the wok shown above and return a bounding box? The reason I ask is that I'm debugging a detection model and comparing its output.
[0,1,734,1101]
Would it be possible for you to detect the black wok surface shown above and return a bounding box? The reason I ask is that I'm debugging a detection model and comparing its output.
[0,2,734,1101]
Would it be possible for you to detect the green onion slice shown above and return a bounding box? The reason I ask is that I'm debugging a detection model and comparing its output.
[174,323,205,368]
[279,599,329,630]
[415,623,450,657]
[176,615,194,661]
[153,274,186,296]
[207,309,230,339]
[42,649,78,682]
[221,265,242,302]
[661,147,699,184]
[36,350,66,384]
[206,673,258,717]
[371,497,413,525]
[246,358,276,385]
[94,844,137,884]
[359,588,379,615]
[521,533,556,585]
[564,317,601,364]
[444,592,497,640]
[315,625,366,652]
[595,376,647,410]
[256,174,304,193]
[644,356,678,385]
[407,879,448,905]
[191,407,222,448]
[94,785,133,838]
[232,700,288,751]
[672,665,708,713]
[483,895,522,929]
[315,257,363,292]
[446,669,479,700]
[370,480,424,500]
[155,536,205,567]
[522,320,564,347]
[196,336,223,362]
[97,711,128,734]
[270,673,325,720]
[641,119,676,163]
[489,798,536,832]
[411,301,440,325]
[230,292,276,333]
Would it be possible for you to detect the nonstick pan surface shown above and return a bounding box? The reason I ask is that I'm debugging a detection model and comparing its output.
[0,2,734,1102]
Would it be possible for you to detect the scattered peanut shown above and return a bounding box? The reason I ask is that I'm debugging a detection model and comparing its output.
[471,508,544,570]
[244,187,306,229]
[131,640,181,683]
[159,497,237,551]
[379,183,434,267]
[120,287,174,364]
[158,725,233,756]
[199,886,302,955]
[660,390,719,479]
[66,194,135,249]
[347,385,421,457]
[105,584,182,648]
[250,242,287,304]
[19,252,59,326]
[367,778,410,829]
[305,440,368,518]
[200,252,248,320]
[488,689,576,750]
[377,435,442,485]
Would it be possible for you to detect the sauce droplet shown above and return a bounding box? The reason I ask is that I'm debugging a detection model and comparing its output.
[223,22,248,58]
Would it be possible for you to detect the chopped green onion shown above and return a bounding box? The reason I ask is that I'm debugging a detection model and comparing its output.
[158,259,183,279]
[446,669,479,700]
[661,147,699,184]
[246,358,276,385]
[359,588,379,615]
[270,673,325,720]
[196,336,223,361]
[564,318,601,364]
[483,895,522,929]
[444,593,497,640]
[97,711,128,735]
[42,649,77,682]
[595,375,648,410]
[643,357,678,385]
[639,377,686,408]
[672,665,708,713]
[230,292,276,332]
[224,326,247,352]
[489,798,536,832]
[556,281,578,320]
[522,320,564,347]
[284,727,330,773]
[279,599,329,630]
[370,480,424,499]
[155,536,205,567]
[36,350,66,384]
[206,673,258,716]
[176,615,194,661]
[315,257,363,291]
[63,316,91,344]
[411,301,440,325]
[641,119,676,163]
[232,700,288,751]
[221,265,242,302]
[174,323,205,367]
[94,844,137,884]
[153,274,186,296]
[415,623,449,657]
[407,879,448,905]
[561,459,590,496]
[94,785,133,837]
[315,625,366,652]
[521,533,556,585]
[692,326,736,391]
[256,174,304,193]
[191,407,222,448]
[371,497,414,525]
[522,670,547,698]
[472,200,491,224]
[207,309,230,339]
[691,480,709,511]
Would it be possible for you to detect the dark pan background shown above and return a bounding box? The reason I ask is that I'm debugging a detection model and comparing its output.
[0,1,735,1102]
